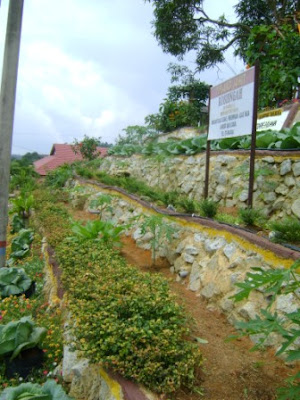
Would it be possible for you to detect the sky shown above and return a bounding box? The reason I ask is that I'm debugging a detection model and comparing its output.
[0,0,244,155]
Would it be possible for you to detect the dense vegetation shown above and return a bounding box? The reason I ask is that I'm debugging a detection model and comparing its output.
[146,0,300,108]
[108,122,300,156]
[32,187,202,394]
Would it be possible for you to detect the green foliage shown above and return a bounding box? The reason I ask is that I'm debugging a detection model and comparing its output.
[0,379,73,400]
[72,135,102,160]
[44,164,74,188]
[10,215,25,234]
[56,240,201,393]
[269,218,300,243]
[0,317,47,361]
[9,229,34,261]
[74,165,94,179]
[231,260,300,399]
[246,24,300,107]
[199,198,219,218]
[146,0,299,107]
[89,194,113,218]
[69,220,126,248]
[112,125,158,149]
[177,197,197,214]
[161,190,181,207]
[10,166,38,193]
[238,207,264,227]
[10,194,35,220]
[0,268,32,298]
[140,215,176,265]
[109,124,300,157]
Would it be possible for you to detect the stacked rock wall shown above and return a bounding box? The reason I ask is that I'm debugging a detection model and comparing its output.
[99,152,300,220]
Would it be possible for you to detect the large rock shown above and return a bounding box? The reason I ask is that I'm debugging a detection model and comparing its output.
[204,237,226,253]
[280,159,292,175]
[291,199,300,218]
[292,161,300,177]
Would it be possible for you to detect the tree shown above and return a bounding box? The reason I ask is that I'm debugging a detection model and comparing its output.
[145,64,209,132]
[115,125,158,146]
[146,0,299,107]
[72,135,102,161]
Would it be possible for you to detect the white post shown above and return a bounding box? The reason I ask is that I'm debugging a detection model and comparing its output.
[0,0,24,267]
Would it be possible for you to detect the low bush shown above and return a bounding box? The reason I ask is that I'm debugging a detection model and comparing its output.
[238,207,264,227]
[199,198,219,218]
[269,218,300,243]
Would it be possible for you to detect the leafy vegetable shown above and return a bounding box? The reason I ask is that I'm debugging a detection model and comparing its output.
[0,380,73,400]
[0,268,32,298]
[10,229,34,260]
[0,317,47,361]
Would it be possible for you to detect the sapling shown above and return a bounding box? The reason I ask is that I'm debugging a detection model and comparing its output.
[89,194,113,219]
[140,215,176,266]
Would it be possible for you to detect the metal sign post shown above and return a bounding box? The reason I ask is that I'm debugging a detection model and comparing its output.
[247,62,260,208]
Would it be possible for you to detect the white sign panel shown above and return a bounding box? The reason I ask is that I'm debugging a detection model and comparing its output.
[208,67,255,140]
[256,110,289,131]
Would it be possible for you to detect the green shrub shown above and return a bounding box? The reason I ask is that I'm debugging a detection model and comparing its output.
[177,197,197,214]
[269,218,300,243]
[161,190,180,207]
[56,240,201,394]
[75,165,94,179]
[44,164,74,188]
[199,198,219,218]
[238,207,264,227]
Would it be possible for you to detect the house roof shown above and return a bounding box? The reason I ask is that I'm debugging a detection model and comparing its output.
[34,143,108,176]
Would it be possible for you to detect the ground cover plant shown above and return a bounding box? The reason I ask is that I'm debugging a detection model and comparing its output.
[34,187,202,394]
[57,239,201,394]
[232,259,300,399]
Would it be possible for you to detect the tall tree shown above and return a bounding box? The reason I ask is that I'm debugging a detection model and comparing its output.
[146,0,300,107]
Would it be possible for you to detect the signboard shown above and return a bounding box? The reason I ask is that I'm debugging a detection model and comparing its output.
[257,109,289,131]
[208,67,255,140]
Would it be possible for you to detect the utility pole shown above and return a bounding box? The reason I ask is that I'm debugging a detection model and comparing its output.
[0,0,24,268]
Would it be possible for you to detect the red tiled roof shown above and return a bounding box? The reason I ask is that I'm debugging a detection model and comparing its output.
[34,144,108,176]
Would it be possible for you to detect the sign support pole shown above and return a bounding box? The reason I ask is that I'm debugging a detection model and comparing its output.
[204,86,212,199]
[204,139,210,198]
[247,62,260,208]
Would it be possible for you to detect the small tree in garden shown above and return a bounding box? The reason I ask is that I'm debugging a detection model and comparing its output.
[72,135,102,161]
[140,215,176,266]
[232,259,300,400]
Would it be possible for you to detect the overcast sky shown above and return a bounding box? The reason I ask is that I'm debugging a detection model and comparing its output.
[0,0,244,155]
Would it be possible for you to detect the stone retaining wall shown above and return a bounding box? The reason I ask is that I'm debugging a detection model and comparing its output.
[99,152,300,220]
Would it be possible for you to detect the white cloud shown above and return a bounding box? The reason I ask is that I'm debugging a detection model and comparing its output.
[0,0,245,155]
